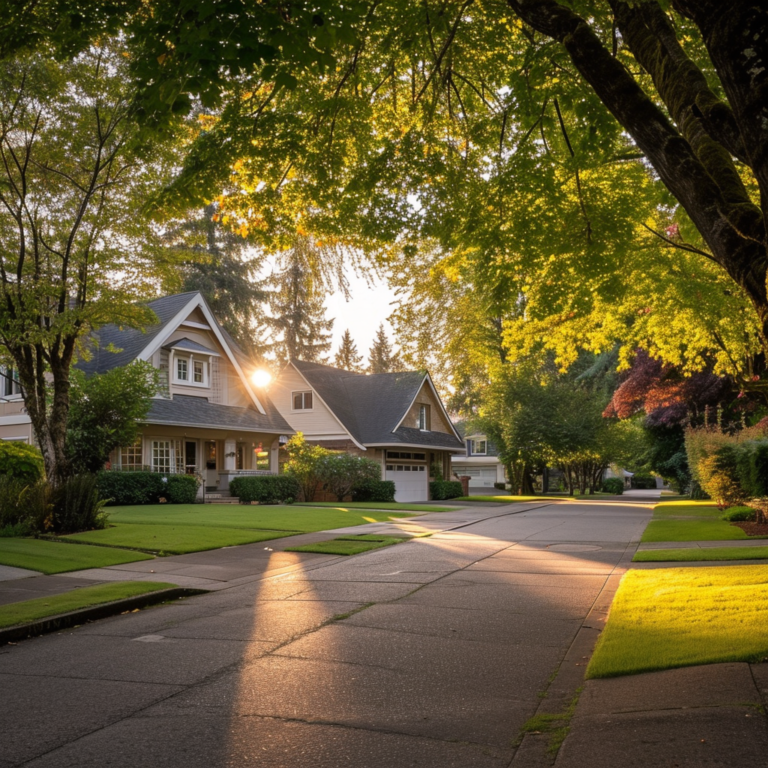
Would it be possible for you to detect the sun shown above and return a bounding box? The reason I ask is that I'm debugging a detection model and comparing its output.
[251,369,272,388]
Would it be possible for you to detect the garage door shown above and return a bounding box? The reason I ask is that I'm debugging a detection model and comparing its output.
[454,467,497,487]
[385,463,428,502]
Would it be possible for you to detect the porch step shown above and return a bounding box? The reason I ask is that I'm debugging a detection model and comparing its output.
[204,494,240,504]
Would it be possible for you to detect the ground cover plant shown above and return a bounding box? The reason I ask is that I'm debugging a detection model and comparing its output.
[634,547,768,563]
[587,566,768,678]
[0,581,175,629]
[286,535,408,556]
[0,538,153,574]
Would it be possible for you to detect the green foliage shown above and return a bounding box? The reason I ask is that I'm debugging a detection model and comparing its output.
[351,479,396,503]
[429,480,463,500]
[164,475,200,504]
[721,506,755,522]
[367,323,404,374]
[333,329,364,372]
[317,453,381,501]
[97,471,165,506]
[601,478,625,495]
[631,473,657,490]
[429,461,444,482]
[229,475,300,504]
[67,362,159,474]
[0,441,44,483]
[49,474,109,534]
[284,433,332,502]
[0,476,33,534]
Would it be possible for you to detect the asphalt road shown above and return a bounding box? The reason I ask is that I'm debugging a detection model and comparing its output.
[1,499,653,767]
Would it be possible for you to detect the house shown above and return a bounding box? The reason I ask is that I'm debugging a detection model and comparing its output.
[451,423,507,489]
[0,292,294,494]
[270,360,465,501]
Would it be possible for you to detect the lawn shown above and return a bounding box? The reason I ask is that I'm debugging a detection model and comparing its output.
[456,495,560,503]
[297,502,451,513]
[0,538,154,574]
[634,547,768,563]
[640,519,752,542]
[651,502,721,518]
[0,581,175,629]
[65,524,297,554]
[587,566,768,678]
[286,534,408,556]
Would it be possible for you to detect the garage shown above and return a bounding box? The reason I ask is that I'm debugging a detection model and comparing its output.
[385,463,428,502]
[453,466,497,487]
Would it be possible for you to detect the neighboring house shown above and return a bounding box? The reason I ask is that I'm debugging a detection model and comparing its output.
[271,360,465,501]
[451,423,507,489]
[0,292,294,494]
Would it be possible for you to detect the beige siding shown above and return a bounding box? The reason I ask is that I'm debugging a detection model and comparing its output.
[404,381,453,434]
[0,398,33,442]
[270,365,351,441]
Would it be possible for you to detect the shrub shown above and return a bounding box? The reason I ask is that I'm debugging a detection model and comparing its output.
[748,442,768,498]
[165,475,199,504]
[429,480,463,500]
[699,446,746,508]
[601,477,625,495]
[721,506,756,522]
[631,473,657,489]
[0,475,32,532]
[317,454,381,501]
[494,482,507,490]
[50,474,109,533]
[0,441,44,483]
[351,478,396,503]
[283,433,331,501]
[229,475,300,504]
[97,471,165,505]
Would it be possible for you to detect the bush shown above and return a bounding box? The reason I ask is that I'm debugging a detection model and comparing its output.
[50,474,109,533]
[165,475,199,504]
[721,506,756,522]
[429,480,463,500]
[631,473,657,489]
[351,478,396,503]
[317,454,381,501]
[97,471,165,505]
[0,475,33,533]
[601,477,625,495]
[494,482,507,490]
[747,441,768,498]
[0,441,44,483]
[699,446,746,508]
[283,433,331,501]
[229,475,301,504]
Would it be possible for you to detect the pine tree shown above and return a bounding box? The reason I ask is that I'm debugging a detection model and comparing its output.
[266,240,334,364]
[367,323,404,373]
[333,329,364,372]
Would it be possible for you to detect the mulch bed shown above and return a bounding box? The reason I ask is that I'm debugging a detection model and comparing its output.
[733,522,768,537]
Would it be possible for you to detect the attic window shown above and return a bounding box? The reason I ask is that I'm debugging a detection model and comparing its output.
[470,438,487,455]
[292,391,313,410]
[418,404,430,431]
[177,358,188,381]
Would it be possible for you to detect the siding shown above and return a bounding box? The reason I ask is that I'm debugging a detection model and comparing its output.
[404,382,453,434]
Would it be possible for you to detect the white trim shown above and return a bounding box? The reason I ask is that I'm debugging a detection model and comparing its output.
[391,373,463,441]
[285,362,367,451]
[366,442,465,453]
[290,390,314,411]
[179,320,212,330]
[136,293,267,415]
[141,418,286,434]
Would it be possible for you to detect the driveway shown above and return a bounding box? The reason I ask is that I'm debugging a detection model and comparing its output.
[1,499,652,767]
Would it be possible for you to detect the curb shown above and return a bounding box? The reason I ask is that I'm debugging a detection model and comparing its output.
[0,587,208,646]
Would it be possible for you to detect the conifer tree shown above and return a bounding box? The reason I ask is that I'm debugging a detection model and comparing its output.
[367,324,404,374]
[333,329,364,372]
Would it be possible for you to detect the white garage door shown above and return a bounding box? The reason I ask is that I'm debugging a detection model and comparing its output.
[454,467,497,487]
[385,463,428,502]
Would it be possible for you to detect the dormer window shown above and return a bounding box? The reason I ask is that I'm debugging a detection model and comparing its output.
[173,356,208,387]
[418,404,430,431]
[292,391,313,410]
[470,438,487,455]
[194,360,204,383]
[177,358,188,381]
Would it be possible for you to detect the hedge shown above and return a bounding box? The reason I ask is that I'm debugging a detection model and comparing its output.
[631,473,657,489]
[97,471,199,505]
[429,480,463,500]
[351,478,396,503]
[601,478,625,495]
[228,475,300,504]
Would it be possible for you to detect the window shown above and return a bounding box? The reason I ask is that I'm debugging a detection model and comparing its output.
[1,366,21,397]
[120,438,142,470]
[152,440,171,473]
[292,391,314,410]
[176,358,188,382]
[194,360,205,383]
[470,438,487,455]
[387,451,426,461]
[418,404,430,430]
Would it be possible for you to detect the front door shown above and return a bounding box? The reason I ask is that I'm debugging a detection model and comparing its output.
[184,441,197,475]
[205,440,217,488]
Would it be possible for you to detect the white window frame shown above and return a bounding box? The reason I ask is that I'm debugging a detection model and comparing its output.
[172,355,208,388]
[418,404,430,431]
[1,366,22,399]
[151,440,172,474]
[119,437,143,470]
[470,438,488,456]
[292,390,314,411]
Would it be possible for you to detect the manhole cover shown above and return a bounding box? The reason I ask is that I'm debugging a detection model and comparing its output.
[547,544,603,552]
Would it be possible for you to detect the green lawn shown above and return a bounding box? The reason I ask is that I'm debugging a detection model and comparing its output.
[0,538,154,574]
[0,581,175,629]
[587,566,768,678]
[297,502,451,513]
[65,524,297,554]
[652,502,721,518]
[634,547,768,563]
[286,535,407,556]
[641,517,759,542]
[456,495,560,503]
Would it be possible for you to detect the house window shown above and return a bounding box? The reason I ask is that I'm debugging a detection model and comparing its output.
[418,404,430,430]
[152,440,171,473]
[120,438,142,470]
[1,366,21,397]
[176,358,188,382]
[387,451,426,461]
[470,438,487,455]
[292,391,313,410]
[194,360,205,383]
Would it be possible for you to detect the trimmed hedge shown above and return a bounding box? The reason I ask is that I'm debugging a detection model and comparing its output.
[228,475,300,504]
[601,478,625,495]
[721,505,755,522]
[97,471,199,505]
[429,480,463,500]
[351,478,396,503]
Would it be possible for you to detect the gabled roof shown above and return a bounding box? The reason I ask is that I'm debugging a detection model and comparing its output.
[162,337,220,355]
[453,421,501,457]
[290,360,464,450]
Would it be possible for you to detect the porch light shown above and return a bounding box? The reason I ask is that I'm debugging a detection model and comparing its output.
[251,369,272,388]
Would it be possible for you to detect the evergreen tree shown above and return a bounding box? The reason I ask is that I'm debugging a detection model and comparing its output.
[367,324,404,374]
[333,329,364,372]
[266,240,334,364]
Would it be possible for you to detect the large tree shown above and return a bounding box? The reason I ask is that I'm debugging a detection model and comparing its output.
[0,43,176,484]
[333,329,364,372]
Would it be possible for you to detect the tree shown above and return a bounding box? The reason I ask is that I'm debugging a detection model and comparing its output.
[0,43,175,484]
[368,324,404,374]
[283,432,331,502]
[333,329,364,372]
[66,362,159,474]
[316,453,380,501]
[265,238,334,364]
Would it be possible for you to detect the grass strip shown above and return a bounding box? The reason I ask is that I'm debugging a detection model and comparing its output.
[587,565,768,678]
[456,495,563,503]
[65,524,297,555]
[295,502,451,513]
[652,503,721,519]
[0,581,175,629]
[286,535,407,556]
[634,546,768,562]
[0,538,154,574]
[640,519,754,542]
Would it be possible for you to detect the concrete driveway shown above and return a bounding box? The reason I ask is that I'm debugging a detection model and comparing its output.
[1,499,652,767]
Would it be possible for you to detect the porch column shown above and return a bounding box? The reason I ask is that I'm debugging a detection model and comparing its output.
[224,439,236,471]
[270,438,280,473]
